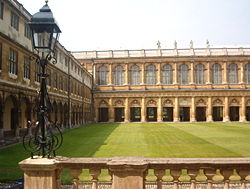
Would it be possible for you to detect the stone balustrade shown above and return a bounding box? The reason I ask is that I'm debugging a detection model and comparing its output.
[19,157,250,189]
[72,47,250,59]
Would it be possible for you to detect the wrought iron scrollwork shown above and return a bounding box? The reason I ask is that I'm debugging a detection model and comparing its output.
[23,52,63,158]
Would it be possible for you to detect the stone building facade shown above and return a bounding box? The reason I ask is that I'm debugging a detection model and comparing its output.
[0,0,93,143]
[74,47,250,123]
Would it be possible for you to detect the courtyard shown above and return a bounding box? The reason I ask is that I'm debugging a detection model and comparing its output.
[1,122,250,182]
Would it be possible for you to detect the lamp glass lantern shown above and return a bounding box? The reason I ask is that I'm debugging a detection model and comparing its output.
[29,3,61,54]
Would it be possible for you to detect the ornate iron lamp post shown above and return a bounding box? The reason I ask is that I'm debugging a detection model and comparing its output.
[23,1,63,158]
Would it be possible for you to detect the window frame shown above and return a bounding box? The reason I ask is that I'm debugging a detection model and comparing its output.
[9,48,18,75]
[130,65,140,85]
[178,64,189,84]
[162,64,173,84]
[146,64,156,85]
[113,65,124,86]
[23,56,30,79]
[11,11,19,31]
[194,64,205,84]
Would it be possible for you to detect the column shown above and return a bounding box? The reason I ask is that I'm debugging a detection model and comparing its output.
[190,62,194,84]
[206,62,211,84]
[140,63,145,85]
[240,62,245,84]
[174,97,179,122]
[93,64,97,85]
[240,96,246,122]
[109,98,114,122]
[223,62,228,84]
[173,62,178,84]
[141,97,146,122]
[157,97,162,122]
[124,63,129,85]
[0,105,4,142]
[157,63,161,85]
[223,96,229,122]
[108,63,113,85]
[207,97,213,122]
[125,98,130,122]
[190,97,196,122]
[95,105,98,123]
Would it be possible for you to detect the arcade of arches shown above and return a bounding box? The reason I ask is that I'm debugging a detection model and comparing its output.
[94,94,250,123]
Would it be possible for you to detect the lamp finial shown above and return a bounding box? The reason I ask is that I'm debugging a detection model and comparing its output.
[45,0,48,4]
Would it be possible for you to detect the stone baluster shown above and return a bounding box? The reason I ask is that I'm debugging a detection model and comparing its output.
[154,169,165,189]
[188,169,199,189]
[170,169,181,189]
[108,170,113,183]
[70,168,82,189]
[238,170,250,189]
[204,168,216,189]
[89,168,101,189]
[56,169,62,189]
[222,169,232,189]
[143,170,148,189]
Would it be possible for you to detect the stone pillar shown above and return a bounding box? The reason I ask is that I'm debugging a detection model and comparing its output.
[173,63,178,84]
[157,63,161,85]
[157,97,162,122]
[223,97,230,122]
[190,61,195,84]
[207,97,213,122]
[19,158,60,189]
[0,106,4,142]
[190,97,196,122]
[125,98,130,122]
[141,97,146,122]
[93,64,97,86]
[240,96,246,122]
[108,64,113,85]
[109,98,114,122]
[154,169,165,189]
[206,62,211,84]
[95,103,98,123]
[124,63,129,85]
[223,62,228,84]
[174,97,179,122]
[108,158,148,189]
[240,62,245,84]
[141,63,145,85]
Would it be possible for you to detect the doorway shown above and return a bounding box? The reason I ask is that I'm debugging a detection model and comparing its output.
[130,107,141,122]
[115,108,124,122]
[163,107,173,121]
[146,107,157,122]
[213,107,223,121]
[98,108,109,122]
[229,106,239,121]
[196,107,206,122]
[179,107,190,122]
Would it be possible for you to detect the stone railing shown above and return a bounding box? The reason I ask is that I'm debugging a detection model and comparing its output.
[72,47,250,59]
[19,157,250,189]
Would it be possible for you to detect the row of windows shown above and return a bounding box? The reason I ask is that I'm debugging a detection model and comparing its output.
[97,64,250,85]
[0,1,31,39]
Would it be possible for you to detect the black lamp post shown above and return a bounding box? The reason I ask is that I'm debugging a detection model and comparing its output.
[23,1,63,158]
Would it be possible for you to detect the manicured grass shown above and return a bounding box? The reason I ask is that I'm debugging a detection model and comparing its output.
[1,122,250,181]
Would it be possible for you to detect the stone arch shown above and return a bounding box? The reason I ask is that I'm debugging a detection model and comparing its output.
[146,99,157,107]
[196,98,207,106]
[114,99,124,107]
[163,99,173,107]
[3,95,18,132]
[99,100,109,108]
[130,99,141,107]
[20,96,32,129]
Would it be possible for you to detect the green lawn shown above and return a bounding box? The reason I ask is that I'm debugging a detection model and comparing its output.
[1,122,250,181]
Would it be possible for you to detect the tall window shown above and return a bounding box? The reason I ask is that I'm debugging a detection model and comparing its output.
[47,69,51,86]
[0,2,4,19]
[54,73,58,88]
[11,12,19,30]
[35,61,40,82]
[0,43,2,70]
[98,66,108,85]
[212,63,222,84]
[59,76,63,90]
[146,64,156,84]
[228,63,238,84]
[162,64,173,84]
[23,56,30,79]
[9,49,18,75]
[24,23,31,39]
[195,64,205,84]
[245,63,250,84]
[178,64,189,84]
[130,65,140,85]
[114,65,124,85]
[64,78,68,91]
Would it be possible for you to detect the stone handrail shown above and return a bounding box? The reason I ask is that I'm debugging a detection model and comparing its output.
[19,157,250,189]
[72,47,250,59]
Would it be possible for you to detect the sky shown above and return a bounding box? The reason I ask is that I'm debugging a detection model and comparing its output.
[18,0,250,51]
